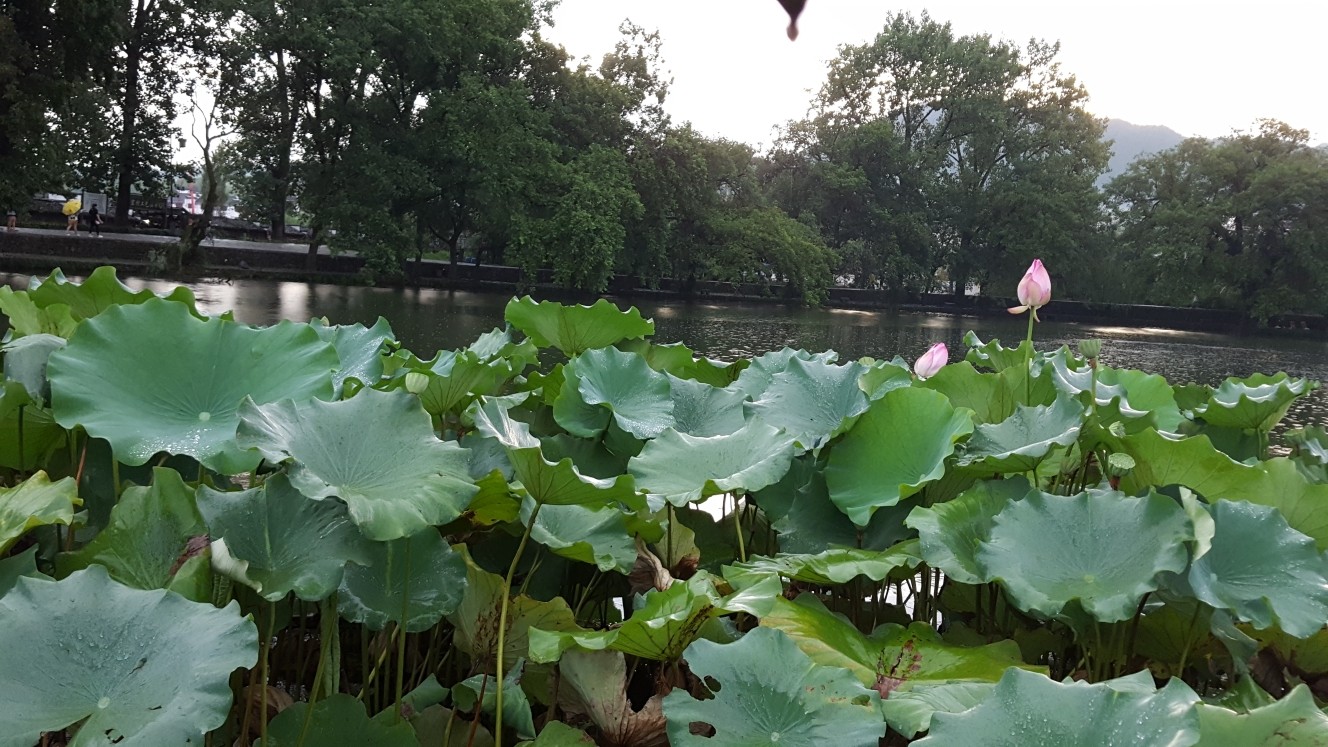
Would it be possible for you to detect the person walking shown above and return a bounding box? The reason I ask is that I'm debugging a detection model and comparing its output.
[88,205,102,236]
[5,209,15,232]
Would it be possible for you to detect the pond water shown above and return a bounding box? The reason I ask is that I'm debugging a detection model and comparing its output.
[7,274,1328,433]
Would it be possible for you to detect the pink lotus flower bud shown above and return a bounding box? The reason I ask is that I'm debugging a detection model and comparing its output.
[913,343,948,380]
[1008,259,1051,320]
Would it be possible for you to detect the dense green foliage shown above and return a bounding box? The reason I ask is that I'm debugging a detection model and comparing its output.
[3,266,1328,745]
[8,2,1326,319]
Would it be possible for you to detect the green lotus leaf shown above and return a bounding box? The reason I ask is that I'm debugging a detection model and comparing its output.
[528,572,781,663]
[504,296,653,357]
[1195,685,1328,746]
[858,358,913,400]
[57,467,211,601]
[667,374,747,436]
[2,332,64,402]
[825,386,974,525]
[662,626,886,747]
[556,347,674,439]
[517,722,594,746]
[745,357,870,447]
[453,659,536,740]
[913,667,1200,747]
[1198,373,1315,431]
[0,285,78,337]
[26,266,200,321]
[410,706,496,747]
[979,489,1191,622]
[615,338,696,373]
[772,469,916,554]
[759,594,1035,692]
[628,420,796,506]
[0,546,45,598]
[48,298,339,472]
[338,528,467,632]
[963,332,1033,372]
[260,693,416,747]
[0,380,65,470]
[0,565,257,747]
[520,496,644,573]
[684,356,749,388]
[550,647,665,746]
[1119,430,1328,550]
[749,453,816,522]
[906,477,1032,585]
[472,401,641,509]
[0,471,78,553]
[468,323,538,365]
[1287,426,1328,466]
[917,361,1020,425]
[310,316,393,394]
[1187,499,1328,639]
[237,387,477,541]
[538,433,625,480]
[1047,353,1180,430]
[878,682,996,738]
[958,396,1084,473]
[448,546,580,666]
[418,350,517,416]
[731,347,838,400]
[197,473,374,602]
[723,540,923,589]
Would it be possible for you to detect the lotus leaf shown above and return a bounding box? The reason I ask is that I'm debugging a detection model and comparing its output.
[1287,426,1328,465]
[1047,353,1179,430]
[825,386,974,525]
[453,660,536,740]
[468,324,538,365]
[0,566,257,747]
[906,477,1031,584]
[773,469,915,554]
[667,373,747,436]
[556,347,674,439]
[260,693,416,747]
[662,626,886,747]
[448,546,580,665]
[418,350,517,416]
[238,387,477,541]
[0,470,78,553]
[1198,373,1314,431]
[0,285,78,338]
[979,489,1192,622]
[2,332,64,402]
[723,540,922,589]
[48,298,339,472]
[197,473,374,601]
[760,594,1037,692]
[517,722,594,746]
[338,528,467,632]
[26,266,200,321]
[310,316,393,394]
[878,682,996,738]
[858,358,913,400]
[917,361,1024,425]
[0,546,44,598]
[556,648,667,747]
[731,347,837,400]
[959,396,1084,473]
[538,433,625,480]
[519,496,649,573]
[1186,499,1328,638]
[745,357,870,447]
[57,467,211,601]
[749,452,816,522]
[472,401,641,509]
[615,338,695,373]
[913,668,1200,747]
[504,296,653,356]
[1196,685,1328,746]
[410,706,496,747]
[527,572,781,663]
[628,419,796,506]
[963,333,1033,372]
[0,380,65,469]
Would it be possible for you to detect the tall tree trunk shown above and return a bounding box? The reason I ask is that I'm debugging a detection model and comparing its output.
[271,48,292,239]
[114,0,147,225]
[305,224,322,271]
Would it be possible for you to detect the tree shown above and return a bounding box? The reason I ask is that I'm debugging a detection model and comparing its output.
[1108,120,1328,321]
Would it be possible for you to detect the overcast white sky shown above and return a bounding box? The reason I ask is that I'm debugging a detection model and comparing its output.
[543,0,1328,148]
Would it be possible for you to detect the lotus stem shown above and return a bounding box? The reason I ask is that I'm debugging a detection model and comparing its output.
[111,457,120,500]
[733,494,747,563]
[496,499,544,747]
[1176,603,1203,682]
[395,537,412,724]
[357,626,399,702]
[259,601,275,746]
[295,610,331,747]
[16,404,24,472]
[465,672,489,747]
[1024,313,1035,404]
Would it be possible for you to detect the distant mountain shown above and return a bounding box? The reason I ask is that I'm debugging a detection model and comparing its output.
[1099,118,1187,186]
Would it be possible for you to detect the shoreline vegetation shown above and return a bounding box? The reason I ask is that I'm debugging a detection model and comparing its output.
[2,231,1325,338]
[3,267,1328,745]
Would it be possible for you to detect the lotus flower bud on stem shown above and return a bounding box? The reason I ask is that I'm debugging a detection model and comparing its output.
[913,343,948,380]
[1078,339,1102,360]
[1008,259,1052,322]
[404,372,430,395]
[1107,452,1135,490]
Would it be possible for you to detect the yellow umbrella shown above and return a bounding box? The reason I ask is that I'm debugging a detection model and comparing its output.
[62,199,82,216]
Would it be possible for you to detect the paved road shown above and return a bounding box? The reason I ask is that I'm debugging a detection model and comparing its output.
[9,226,347,256]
